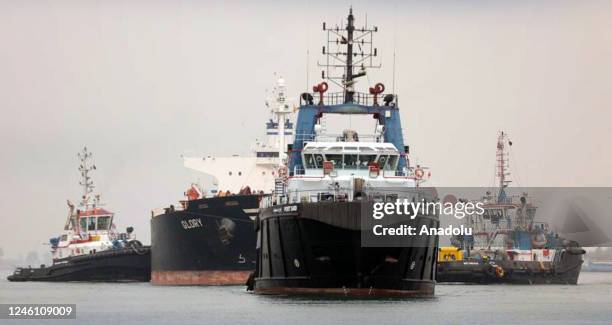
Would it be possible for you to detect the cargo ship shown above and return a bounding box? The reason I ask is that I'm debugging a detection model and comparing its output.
[436,132,585,284]
[150,78,294,285]
[249,9,439,297]
[8,148,150,282]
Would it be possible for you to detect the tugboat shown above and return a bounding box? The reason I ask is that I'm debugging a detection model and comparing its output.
[249,9,439,297]
[150,78,294,285]
[7,148,150,282]
[436,132,585,284]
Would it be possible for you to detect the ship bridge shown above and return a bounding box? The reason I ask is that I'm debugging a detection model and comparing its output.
[301,141,400,177]
[289,91,407,176]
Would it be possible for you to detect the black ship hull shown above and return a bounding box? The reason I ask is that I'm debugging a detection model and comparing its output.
[437,248,585,285]
[251,201,439,297]
[151,195,259,285]
[7,246,151,282]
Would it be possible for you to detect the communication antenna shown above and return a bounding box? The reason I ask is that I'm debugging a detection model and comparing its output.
[319,8,381,103]
[77,147,97,209]
[392,2,398,94]
[306,50,310,91]
[392,51,396,95]
[496,131,512,201]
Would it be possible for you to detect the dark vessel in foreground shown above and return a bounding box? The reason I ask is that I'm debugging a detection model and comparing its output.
[437,132,585,284]
[250,9,439,297]
[150,78,294,285]
[8,148,150,282]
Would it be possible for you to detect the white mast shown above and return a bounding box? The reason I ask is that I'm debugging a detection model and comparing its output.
[270,77,292,166]
[182,77,295,195]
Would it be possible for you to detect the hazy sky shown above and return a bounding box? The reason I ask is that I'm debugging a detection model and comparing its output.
[1,0,611,258]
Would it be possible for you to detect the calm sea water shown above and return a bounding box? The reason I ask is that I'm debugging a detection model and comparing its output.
[1,270,611,325]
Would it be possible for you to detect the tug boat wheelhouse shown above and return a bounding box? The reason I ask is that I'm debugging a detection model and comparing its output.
[150,78,294,285]
[250,9,439,297]
[436,132,585,284]
[8,148,150,282]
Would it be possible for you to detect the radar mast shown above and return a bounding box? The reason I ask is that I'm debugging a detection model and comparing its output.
[320,8,381,103]
[77,147,98,210]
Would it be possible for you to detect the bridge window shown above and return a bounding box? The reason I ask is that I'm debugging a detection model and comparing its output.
[304,154,325,169]
[88,217,96,231]
[386,155,399,170]
[378,155,389,167]
[304,154,316,168]
[358,154,377,169]
[97,216,111,231]
[256,152,279,158]
[325,154,343,169]
[344,154,358,169]
[80,218,88,232]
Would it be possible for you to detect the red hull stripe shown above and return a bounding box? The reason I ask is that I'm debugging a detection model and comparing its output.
[151,270,251,285]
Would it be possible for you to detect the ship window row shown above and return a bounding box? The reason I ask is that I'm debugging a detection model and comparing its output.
[303,146,391,153]
[256,152,280,158]
[74,216,112,231]
[303,153,399,170]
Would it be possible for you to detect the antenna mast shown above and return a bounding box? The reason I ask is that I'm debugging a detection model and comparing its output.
[496,132,512,200]
[320,8,380,103]
[78,147,97,210]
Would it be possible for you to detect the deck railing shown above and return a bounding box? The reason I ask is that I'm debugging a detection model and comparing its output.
[263,187,434,208]
[300,91,398,107]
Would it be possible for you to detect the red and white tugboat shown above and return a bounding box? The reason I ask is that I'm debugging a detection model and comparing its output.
[7,148,151,282]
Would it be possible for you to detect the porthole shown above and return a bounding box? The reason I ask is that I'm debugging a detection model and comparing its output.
[238,171,242,176]
[229,171,232,176]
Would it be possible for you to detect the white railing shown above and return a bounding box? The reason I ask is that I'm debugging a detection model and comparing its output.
[293,133,386,147]
[261,187,434,208]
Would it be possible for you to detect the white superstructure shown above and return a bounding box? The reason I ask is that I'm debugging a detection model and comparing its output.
[183,77,295,195]
[277,130,428,205]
